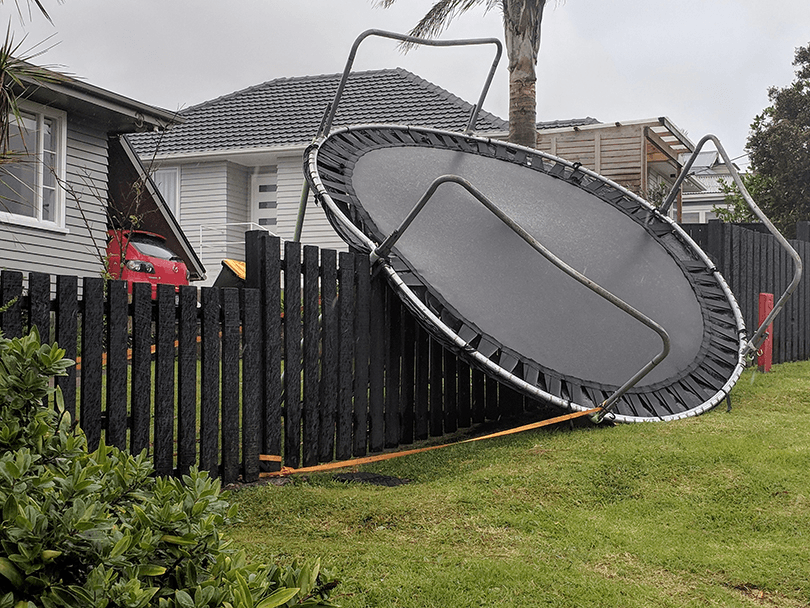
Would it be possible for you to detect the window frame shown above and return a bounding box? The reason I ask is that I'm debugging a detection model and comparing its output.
[0,99,68,231]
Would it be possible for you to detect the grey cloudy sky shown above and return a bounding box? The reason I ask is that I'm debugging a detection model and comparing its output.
[11,0,810,165]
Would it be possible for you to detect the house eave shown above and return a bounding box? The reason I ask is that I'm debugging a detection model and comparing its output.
[19,70,183,133]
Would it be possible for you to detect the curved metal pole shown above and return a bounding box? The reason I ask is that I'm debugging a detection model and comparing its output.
[661,135,802,355]
[372,175,671,423]
[293,29,503,243]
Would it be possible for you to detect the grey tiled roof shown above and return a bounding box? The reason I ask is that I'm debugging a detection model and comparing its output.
[129,68,508,157]
[537,117,601,130]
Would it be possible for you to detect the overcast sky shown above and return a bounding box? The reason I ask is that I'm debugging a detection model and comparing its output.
[10,0,810,166]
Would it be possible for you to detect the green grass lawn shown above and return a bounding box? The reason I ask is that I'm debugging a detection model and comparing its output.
[226,362,810,607]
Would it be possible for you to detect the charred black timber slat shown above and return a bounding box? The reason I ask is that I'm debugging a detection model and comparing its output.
[353,255,371,457]
[55,275,78,418]
[336,252,355,460]
[485,376,499,421]
[130,282,152,455]
[262,235,283,470]
[302,245,321,467]
[177,285,198,476]
[80,277,104,451]
[413,324,430,440]
[428,338,443,437]
[471,368,485,424]
[27,272,51,340]
[105,280,129,448]
[154,284,176,477]
[457,359,471,428]
[1,270,23,338]
[284,241,303,468]
[443,347,457,434]
[200,287,221,476]
[384,287,401,448]
[400,309,416,444]
[241,288,262,483]
[319,248,339,462]
[368,273,386,451]
[220,288,241,483]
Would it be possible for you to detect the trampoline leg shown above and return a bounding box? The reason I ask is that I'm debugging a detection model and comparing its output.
[726,394,732,413]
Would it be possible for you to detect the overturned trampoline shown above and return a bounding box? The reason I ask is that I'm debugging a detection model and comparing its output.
[301,31,801,424]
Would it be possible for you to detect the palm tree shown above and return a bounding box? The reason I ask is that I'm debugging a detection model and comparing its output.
[377,0,547,148]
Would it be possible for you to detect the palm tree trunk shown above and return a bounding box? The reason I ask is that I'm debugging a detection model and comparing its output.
[503,0,545,148]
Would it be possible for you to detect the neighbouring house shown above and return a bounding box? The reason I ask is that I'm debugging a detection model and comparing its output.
[128,68,509,284]
[0,64,205,282]
[679,150,737,223]
[534,116,704,220]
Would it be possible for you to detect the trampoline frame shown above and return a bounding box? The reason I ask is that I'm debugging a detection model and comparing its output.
[298,29,800,423]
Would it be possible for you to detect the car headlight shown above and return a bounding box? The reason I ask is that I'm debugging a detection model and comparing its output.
[125,260,155,273]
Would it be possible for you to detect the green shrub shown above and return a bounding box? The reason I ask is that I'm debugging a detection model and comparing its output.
[0,328,337,608]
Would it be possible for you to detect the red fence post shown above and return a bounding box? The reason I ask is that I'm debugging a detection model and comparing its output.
[758,292,774,373]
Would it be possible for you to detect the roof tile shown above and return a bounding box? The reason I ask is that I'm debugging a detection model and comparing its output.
[130,68,508,156]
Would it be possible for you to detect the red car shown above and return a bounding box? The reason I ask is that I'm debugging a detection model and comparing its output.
[107,230,189,296]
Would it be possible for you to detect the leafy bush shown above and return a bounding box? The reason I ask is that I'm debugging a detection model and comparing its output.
[0,328,337,608]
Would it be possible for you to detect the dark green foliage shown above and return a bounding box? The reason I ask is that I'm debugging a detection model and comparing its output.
[745,42,810,237]
[712,174,762,223]
[0,328,337,608]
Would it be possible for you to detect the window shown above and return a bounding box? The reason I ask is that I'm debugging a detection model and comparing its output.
[0,100,66,229]
[152,168,180,217]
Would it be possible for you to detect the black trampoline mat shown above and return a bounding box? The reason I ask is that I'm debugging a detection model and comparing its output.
[351,146,703,387]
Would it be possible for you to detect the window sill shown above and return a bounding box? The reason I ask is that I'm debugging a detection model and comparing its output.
[0,214,69,235]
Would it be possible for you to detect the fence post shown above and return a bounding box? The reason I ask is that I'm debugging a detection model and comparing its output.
[758,292,774,373]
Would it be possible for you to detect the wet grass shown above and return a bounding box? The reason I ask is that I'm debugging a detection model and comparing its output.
[227,362,810,607]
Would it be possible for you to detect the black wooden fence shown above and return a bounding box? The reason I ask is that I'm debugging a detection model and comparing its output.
[681,220,810,364]
[1,223,807,484]
[0,232,537,485]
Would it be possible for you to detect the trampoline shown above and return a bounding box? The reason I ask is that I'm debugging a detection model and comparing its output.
[301,30,801,423]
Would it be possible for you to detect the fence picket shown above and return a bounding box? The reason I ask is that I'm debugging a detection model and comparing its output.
[353,255,370,457]
[336,252,355,460]
[81,277,104,451]
[130,282,152,455]
[384,289,401,448]
[368,274,386,452]
[26,272,50,340]
[221,288,241,483]
[177,284,198,476]
[261,235,283,469]
[200,286,221,476]
[106,280,128,448]
[55,275,78,418]
[302,245,321,467]
[284,241,302,468]
[320,249,339,462]
[241,288,262,482]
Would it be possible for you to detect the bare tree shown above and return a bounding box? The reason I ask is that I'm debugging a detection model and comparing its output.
[378,0,548,148]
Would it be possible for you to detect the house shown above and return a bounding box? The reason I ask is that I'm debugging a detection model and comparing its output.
[0,64,205,281]
[128,68,509,284]
[534,116,703,221]
[679,150,736,223]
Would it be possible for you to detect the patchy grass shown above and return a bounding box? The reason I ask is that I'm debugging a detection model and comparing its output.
[227,362,810,607]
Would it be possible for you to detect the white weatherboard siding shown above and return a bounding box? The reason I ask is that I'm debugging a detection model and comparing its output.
[275,153,346,252]
[0,121,108,278]
[177,161,229,281]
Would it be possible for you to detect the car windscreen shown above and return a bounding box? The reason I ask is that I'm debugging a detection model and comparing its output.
[129,234,181,261]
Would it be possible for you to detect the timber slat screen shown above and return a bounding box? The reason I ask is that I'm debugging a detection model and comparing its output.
[1,224,807,484]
